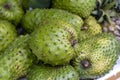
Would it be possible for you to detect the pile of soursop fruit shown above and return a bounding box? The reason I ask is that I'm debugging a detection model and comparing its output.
[0,0,120,80]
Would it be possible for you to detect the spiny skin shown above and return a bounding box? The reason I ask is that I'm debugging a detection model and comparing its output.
[22,8,83,33]
[0,19,17,52]
[78,16,102,42]
[29,20,77,66]
[52,0,96,18]
[0,0,24,25]
[0,35,35,80]
[72,33,120,79]
[27,65,79,80]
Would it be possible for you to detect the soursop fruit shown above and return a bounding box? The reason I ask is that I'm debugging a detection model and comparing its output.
[0,19,17,52]
[0,0,24,25]
[78,16,102,41]
[29,20,78,66]
[72,33,120,79]
[27,65,79,80]
[22,8,83,33]
[0,35,35,80]
[52,0,96,18]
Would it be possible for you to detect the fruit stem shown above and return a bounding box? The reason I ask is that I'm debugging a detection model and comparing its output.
[80,59,91,69]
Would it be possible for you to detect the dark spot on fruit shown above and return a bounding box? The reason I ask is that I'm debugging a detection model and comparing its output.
[15,65,19,70]
[70,39,77,47]
[4,3,11,10]
[16,26,25,35]
[81,26,88,31]
[45,43,49,47]
[48,50,51,54]
[65,49,68,52]
[62,76,65,79]
[71,73,75,76]
[53,42,57,45]
[8,57,10,60]
[80,59,91,69]
[18,50,22,54]
[6,38,8,41]
[55,53,58,56]
[57,46,60,50]
[80,52,84,54]
[6,31,8,34]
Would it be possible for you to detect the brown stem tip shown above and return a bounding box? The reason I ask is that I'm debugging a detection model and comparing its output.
[80,59,91,69]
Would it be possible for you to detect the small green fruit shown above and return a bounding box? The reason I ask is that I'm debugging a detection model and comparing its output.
[78,16,102,41]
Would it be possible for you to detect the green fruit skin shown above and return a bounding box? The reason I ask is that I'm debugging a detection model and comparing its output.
[52,0,96,18]
[29,20,77,66]
[72,33,120,79]
[78,16,102,42]
[27,65,79,80]
[0,0,24,25]
[22,8,83,33]
[0,35,35,80]
[0,19,17,52]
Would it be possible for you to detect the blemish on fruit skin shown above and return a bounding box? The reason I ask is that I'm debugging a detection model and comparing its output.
[80,26,88,31]
[4,3,11,10]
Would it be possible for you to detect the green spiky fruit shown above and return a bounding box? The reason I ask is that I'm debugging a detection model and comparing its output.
[27,65,79,80]
[72,33,120,79]
[78,16,102,41]
[29,20,78,66]
[22,8,83,33]
[0,35,35,80]
[0,19,17,52]
[52,0,96,18]
[0,0,24,25]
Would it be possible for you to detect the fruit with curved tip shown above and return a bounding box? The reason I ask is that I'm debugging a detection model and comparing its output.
[72,33,120,79]
[52,0,96,18]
